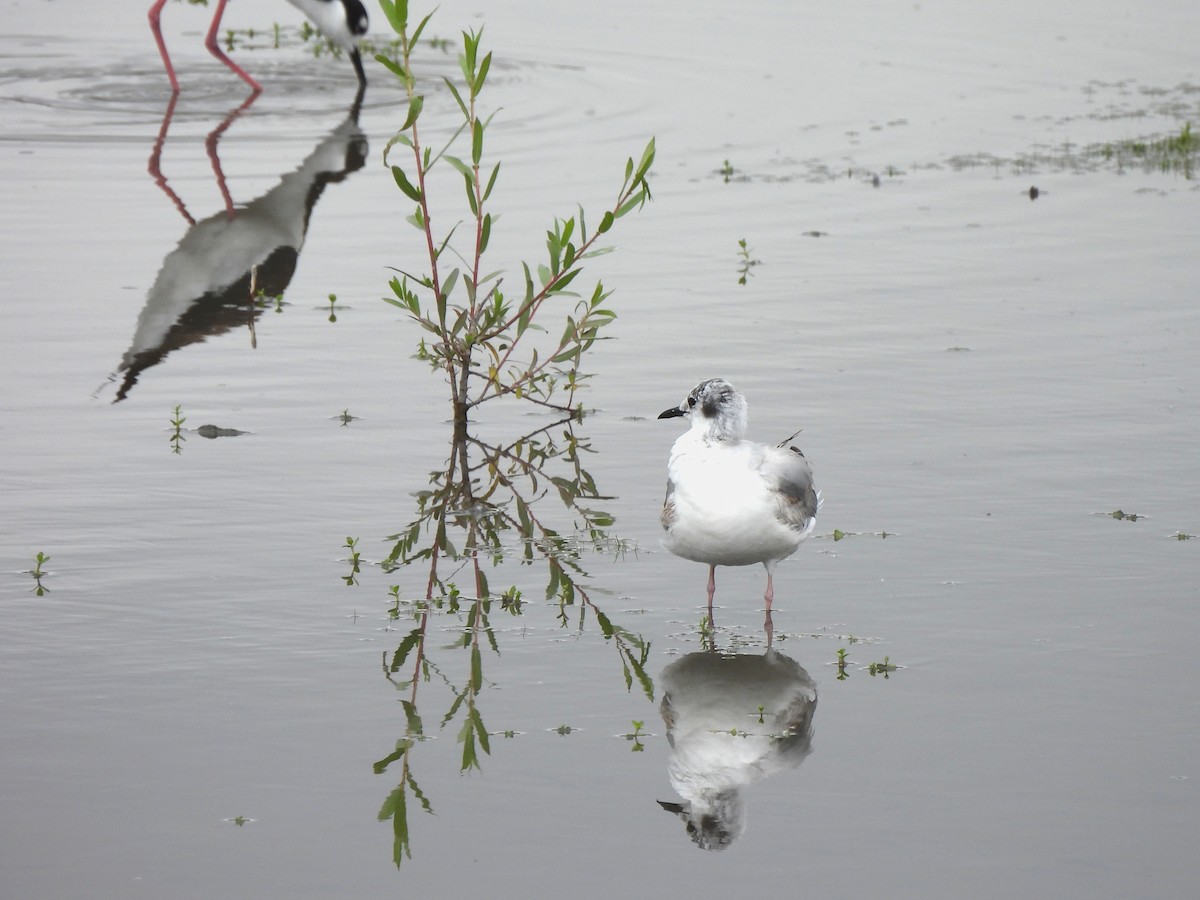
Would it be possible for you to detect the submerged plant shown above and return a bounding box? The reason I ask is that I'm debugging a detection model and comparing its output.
[169,404,186,454]
[376,0,654,426]
[1094,121,1198,178]
[343,536,362,586]
[1108,509,1143,522]
[28,551,50,596]
[736,238,761,285]
[869,656,898,678]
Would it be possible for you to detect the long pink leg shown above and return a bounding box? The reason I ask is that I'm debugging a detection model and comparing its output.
[148,93,196,224]
[148,0,179,93]
[204,0,262,94]
[706,565,717,612]
[764,567,775,612]
[206,92,260,218]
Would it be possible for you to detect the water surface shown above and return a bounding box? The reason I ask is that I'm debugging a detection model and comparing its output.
[2,1,1198,898]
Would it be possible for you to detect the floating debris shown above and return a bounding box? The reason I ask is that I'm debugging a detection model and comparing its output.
[829,529,894,541]
[1104,509,1144,522]
[196,425,248,439]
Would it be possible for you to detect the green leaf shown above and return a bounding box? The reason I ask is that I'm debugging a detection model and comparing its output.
[444,154,470,177]
[550,267,582,294]
[380,0,407,33]
[458,717,478,771]
[483,162,501,202]
[472,707,491,755]
[615,187,647,218]
[410,9,435,45]
[480,213,492,253]
[375,53,408,81]
[442,77,469,118]
[441,268,460,304]
[400,95,424,131]
[382,131,413,166]
[597,210,615,234]
[463,172,478,215]
[593,608,615,639]
[470,645,482,692]
[391,166,423,203]
[635,136,657,183]
[389,628,424,672]
[471,118,484,167]
[473,52,492,96]
[400,700,424,737]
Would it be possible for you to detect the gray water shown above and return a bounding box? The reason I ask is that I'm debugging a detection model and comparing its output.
[2,1,1198,897]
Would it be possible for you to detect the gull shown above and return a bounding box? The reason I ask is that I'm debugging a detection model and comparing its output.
[658,379,820,614]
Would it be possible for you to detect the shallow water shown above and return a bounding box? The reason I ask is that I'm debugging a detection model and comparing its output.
[2,1,1198,898]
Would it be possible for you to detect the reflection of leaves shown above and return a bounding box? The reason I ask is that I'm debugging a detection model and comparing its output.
[589,605,653,701]
[372,413,653,862]
[389,628,424,673]
[457,706,491,772]
[375,749,433,868]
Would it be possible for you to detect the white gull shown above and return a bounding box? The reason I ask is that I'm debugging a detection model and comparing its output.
[658,378,820,613]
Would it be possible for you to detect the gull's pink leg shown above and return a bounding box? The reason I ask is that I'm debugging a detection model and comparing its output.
[204,0,262,94]
[706,564,717,613]
[148,0,180,93]
[764,569,775,612]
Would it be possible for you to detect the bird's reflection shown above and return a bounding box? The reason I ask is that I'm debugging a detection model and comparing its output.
[658,645,817,850]
[104,91,367,402]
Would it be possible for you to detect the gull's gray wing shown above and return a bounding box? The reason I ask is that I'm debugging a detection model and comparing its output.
[762,444,819,530]
[660,476,678,530]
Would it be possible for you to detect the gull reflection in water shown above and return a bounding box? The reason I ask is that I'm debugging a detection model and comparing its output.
[103,92,367,402]
[658,646,817,850]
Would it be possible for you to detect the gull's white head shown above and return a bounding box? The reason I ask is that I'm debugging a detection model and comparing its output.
[658,378,749,443]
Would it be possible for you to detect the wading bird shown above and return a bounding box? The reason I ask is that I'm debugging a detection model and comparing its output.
[148,0,369,94]
[658,379,820,616]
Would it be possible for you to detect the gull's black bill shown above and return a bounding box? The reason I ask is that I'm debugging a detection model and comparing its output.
[658,406,686,419]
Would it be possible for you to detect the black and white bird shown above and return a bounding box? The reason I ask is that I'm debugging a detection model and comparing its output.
[106,99,368,401]
[149,0,369,94]
[658,379,820,613]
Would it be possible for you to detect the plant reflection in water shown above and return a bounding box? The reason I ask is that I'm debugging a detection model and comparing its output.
[657,646,817,851]
[371,412,653,866]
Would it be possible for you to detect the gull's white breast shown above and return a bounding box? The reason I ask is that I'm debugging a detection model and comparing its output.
[663,436,808,567]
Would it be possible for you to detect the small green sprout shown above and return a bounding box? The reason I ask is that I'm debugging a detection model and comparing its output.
[342,536,361,586]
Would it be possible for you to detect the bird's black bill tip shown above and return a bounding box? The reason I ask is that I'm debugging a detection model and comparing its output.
[658,406,687,420]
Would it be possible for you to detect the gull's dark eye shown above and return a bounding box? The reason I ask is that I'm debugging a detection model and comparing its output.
[687,395,697,408]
